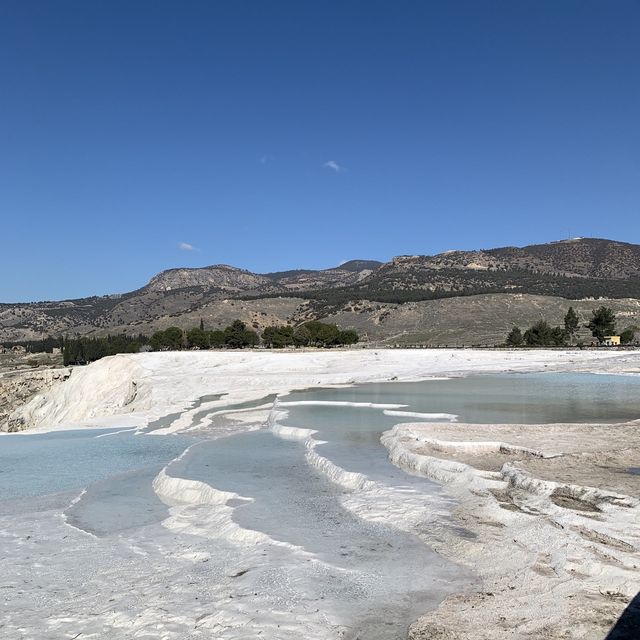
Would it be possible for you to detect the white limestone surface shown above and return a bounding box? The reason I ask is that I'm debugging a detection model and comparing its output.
[3,349,640,640]
[10,348,640,433]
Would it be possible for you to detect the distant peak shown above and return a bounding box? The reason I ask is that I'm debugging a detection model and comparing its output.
[552,237,587,244]
[155,263,237,273]
[334,259,383,272]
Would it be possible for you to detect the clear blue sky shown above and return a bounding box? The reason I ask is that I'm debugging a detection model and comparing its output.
[1,1,639,302]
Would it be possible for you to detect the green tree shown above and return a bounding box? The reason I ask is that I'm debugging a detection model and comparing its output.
[587,306,616,341]
[59,333,149,365]
[304,321,340,346]
[63,339,77,365]
[262,325,295,348]
[242,328,259,347]
[224,320,259,348]
[620,326,638,345]
[550,326,568,346]
[335,329,359,345]
[564,307,579,336]
[209,330,225,348]
[505,326,524,347]
[149,331,166,351]
[224,320,247,348]
[289,321,359,347]
[262,326,276,347]
[150,327,183,351]
[164,327,184,349]
[523,320,554,346]
[187,327,209,349]
[293,325,311,347]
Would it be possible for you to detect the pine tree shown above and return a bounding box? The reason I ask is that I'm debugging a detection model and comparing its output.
[564,307,579,336]
[587,307,616,341]
[523,320,554,346]
[505,326,523,347]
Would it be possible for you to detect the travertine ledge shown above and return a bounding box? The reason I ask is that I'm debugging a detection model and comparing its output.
[382,421,640,639]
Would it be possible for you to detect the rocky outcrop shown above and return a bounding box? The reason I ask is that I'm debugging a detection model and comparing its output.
[144,264,274,293]
[8,355,148,430]
[0,368,71,431]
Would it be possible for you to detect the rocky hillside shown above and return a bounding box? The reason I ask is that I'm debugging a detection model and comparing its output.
[318,294,640,346]
[487,238,640,278]
[326,238,640,302]
[386,238,640,279]
[0,259,382,341]
[1,239,639,344]
[265,260,382,291]
[145,260,383,294]
[145,264,274,293]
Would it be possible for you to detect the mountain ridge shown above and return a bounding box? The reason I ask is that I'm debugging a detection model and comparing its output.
[143,237,640,296]
[2,238,640,344]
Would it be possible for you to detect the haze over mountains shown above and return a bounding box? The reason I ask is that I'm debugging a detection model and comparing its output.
[3,238,640,345]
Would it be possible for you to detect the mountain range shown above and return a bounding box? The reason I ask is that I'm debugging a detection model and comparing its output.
[2,238,640,345]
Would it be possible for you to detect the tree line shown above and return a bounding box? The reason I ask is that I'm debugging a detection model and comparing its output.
[1,335,64,353]
[149,320,259,350]
[262,321,358,347]
[63,334,149,365]
[150,319,359,351]
[505,306,638,347]
[4,319,361,366]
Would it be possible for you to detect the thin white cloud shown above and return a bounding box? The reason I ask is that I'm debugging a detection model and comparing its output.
[178,242,196,251]
[323,160,344,173]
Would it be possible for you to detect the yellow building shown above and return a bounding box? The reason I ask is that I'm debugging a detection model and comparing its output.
[602,335,621,346]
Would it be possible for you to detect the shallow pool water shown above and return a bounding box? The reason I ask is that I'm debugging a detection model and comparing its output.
[168,429,461,637]
[281,373,640,425]
[0,428,194,499]
[2,372,639,639]
[277,372,640,486]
